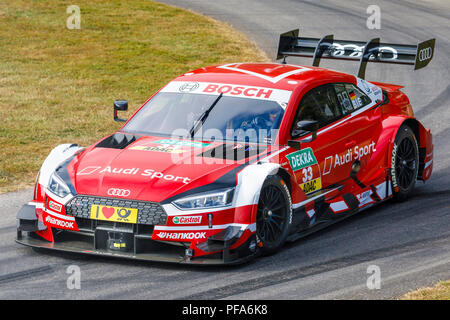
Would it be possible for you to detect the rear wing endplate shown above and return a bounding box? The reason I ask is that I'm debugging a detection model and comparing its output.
[277,29,435,79]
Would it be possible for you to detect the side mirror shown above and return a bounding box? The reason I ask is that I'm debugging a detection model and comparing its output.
[293,120,320,136]
[288,120,319,149]
[114,100,128,122]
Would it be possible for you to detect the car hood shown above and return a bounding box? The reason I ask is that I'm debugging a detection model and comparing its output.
[67,133,272,203]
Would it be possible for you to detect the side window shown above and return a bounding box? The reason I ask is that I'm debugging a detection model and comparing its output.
[291,85,342,137]
[334,83,372,115]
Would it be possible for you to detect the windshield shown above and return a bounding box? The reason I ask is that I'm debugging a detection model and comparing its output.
[123,92,286,144]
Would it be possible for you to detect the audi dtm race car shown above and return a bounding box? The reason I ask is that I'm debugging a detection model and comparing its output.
[16,30,435,264]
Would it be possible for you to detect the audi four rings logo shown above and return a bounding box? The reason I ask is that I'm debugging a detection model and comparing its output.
[107,188,131,197]
[419,47,432,62]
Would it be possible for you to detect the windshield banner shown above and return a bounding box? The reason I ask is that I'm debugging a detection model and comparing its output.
[161,81,292,108]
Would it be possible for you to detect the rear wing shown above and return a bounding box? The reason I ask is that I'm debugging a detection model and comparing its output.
[276,29,435,79]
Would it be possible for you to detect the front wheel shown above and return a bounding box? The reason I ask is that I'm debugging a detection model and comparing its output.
[391,126,419,201]
[256,175,292,255]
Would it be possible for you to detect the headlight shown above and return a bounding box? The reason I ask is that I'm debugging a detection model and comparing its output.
[48,172,71,198]
[172,188,235,210]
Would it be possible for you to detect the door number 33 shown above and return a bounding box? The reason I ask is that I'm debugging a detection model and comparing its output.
[302,167,313,183]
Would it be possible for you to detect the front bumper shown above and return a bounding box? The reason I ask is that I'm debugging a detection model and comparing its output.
[16,203,259,265]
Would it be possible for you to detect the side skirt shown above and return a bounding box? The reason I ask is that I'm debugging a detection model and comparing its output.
[286,178,393,243]
[286,197,389,243]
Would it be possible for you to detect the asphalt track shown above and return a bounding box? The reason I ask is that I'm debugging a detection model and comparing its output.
[1,0,449,299]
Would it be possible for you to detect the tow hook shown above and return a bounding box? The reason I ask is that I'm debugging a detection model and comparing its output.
[185,248,194,262]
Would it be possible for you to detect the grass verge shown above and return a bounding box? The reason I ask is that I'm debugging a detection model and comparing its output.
[0,0,268,193]
[400,280,450,300]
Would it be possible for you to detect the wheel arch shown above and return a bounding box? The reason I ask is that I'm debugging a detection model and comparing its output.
[401,118,433,181]
[235,163,294,224]
[388,117,432,180]
[235,163,282,209]
[275,167,293,194]
[402,118,420,146]
[383,116,423,167]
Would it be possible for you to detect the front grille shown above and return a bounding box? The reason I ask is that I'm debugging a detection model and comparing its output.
[65,195,167,226]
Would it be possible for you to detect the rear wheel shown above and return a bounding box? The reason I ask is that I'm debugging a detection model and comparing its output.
[391,126,419,201]
[256,175,292,255]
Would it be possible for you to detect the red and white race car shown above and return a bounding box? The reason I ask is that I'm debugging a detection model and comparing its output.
[16,30,435,264]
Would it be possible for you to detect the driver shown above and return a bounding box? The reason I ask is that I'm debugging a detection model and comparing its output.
[233,111,280,142]
[250,111,279,130]
[224,108,282,142]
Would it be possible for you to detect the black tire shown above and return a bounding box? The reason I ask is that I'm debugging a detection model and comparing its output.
[256,175,292,255]
[391,126,419,201]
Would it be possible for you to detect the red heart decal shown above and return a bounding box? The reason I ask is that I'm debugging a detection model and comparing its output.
[102,207,115,219]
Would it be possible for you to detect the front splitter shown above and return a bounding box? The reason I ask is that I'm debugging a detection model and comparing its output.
[16,233,257,266]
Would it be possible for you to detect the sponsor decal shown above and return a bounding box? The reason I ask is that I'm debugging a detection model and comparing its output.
[357,77,381,103]
[360,79,372,94]
[357,190,374,206]
[141,169,191,184]
[285,148,318,172]
[156,231,206,240]
[357,190,372,203]
[107,188,131,197]
[391,143,398,188]
[359,190,372,200]
[179,82,199,92]
[354,141,376,161]
[299,177,322,195]
[333,141,376,168]
[287,148,322,195]
[48,200,62,213]
[77,166,191,184]
[358,187,383,207]
[172,216,202,224]
[161,81,292,106]
[90,205,138,224]
[45,215,75,230]
[203,84,273,99]
[372,88,382,96]
[154,139,210,148]
[129,145,185,153]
